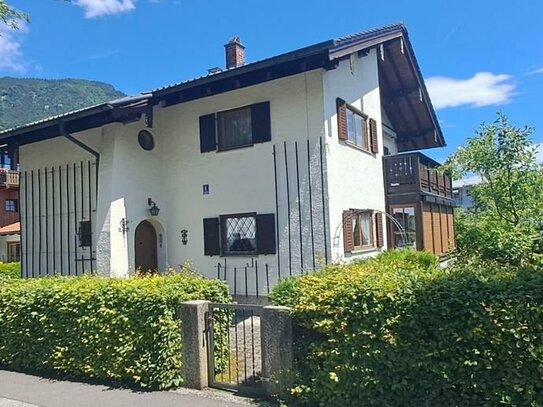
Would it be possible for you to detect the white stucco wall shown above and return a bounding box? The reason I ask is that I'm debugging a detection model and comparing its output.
[322,49,392,261]
[18,55,397,294]
[19,70,328,295]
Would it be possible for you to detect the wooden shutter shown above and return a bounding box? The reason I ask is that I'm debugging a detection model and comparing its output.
[203,217,220,255]
[375,212,384,248]
[369,118,378,154]
[337,98,348,141]
[251,102,271,143]
[199,114,216,153]
[256,213,276,254]
[343,210,354,253]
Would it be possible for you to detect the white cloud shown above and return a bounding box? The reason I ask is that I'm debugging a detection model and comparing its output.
[526,67,543,76]
[75,0,136,18]
[0,23,28,73]
[426,72,516,110]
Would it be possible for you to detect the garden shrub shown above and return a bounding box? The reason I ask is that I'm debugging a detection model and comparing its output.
[0,271,230,389]
[272,250,543,406]
[0,262,20,279]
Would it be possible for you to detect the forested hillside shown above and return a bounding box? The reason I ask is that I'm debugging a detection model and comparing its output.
[0,77,126,130]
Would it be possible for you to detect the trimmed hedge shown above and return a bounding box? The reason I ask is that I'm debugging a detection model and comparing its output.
[0,271,230,389]
[272,250,543,406]
[0,262,20,279]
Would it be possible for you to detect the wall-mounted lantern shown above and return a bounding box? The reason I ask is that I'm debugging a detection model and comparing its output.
[148,198,160,217]
[181,229,188,245]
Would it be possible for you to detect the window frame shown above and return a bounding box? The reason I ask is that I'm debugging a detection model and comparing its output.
[217,105,254,152]
[390,205,417,249]
[344,105,370,152]
[7,242,20,262]
[219,212,258,256]
[351,210,375,250]
[5,199,17,213]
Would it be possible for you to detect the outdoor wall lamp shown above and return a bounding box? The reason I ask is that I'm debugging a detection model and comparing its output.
[148,198,160,216]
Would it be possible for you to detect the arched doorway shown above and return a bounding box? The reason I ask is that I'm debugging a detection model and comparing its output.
[135,220,158,274]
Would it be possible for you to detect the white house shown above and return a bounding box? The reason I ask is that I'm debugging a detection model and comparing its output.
[0,23,454,296]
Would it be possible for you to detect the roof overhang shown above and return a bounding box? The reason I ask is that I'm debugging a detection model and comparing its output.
[328,24,445,152]
[0,24,444,152]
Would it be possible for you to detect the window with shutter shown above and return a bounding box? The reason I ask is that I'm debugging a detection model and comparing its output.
[344,209,377,252]
[337,99,374,153]
[204,212,277,256]
[199,102,271,153]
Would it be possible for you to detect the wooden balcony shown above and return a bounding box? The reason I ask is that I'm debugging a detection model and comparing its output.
[0,170,19,189]
[383,153,452,199]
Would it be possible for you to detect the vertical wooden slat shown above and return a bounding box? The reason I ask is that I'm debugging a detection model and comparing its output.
[431,204,442,255]
[369,118,378,154]
[73,163,78,276]
[422,203,433,253]
[440,205,448,254]
[336,98,347,140]
[375,212,384,248]
[343,210,354,253]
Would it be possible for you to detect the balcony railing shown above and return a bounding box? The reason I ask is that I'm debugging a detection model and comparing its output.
[0,170,19,188]
[384,153,452,199]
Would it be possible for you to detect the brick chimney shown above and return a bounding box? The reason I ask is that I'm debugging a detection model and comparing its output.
[225,37,245,69]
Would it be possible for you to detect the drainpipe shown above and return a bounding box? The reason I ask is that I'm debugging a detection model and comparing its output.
[59,121,100,196]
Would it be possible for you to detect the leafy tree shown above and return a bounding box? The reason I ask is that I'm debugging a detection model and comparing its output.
[0,0,28,29]
[443,113,543,266]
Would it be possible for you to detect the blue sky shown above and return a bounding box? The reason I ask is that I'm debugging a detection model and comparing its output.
[1,0,542,162]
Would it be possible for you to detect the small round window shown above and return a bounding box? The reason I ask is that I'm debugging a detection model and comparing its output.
[138,130,155,151]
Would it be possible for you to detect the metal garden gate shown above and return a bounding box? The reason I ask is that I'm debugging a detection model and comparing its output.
[206,303,264,395]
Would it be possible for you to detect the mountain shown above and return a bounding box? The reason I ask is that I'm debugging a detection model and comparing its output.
[0,77,126,131]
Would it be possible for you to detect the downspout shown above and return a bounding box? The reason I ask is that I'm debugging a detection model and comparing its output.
[59,121,100,196]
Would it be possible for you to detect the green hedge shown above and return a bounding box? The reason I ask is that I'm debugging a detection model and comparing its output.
[0,272,230,389]
[272,250,543,406]
[0,262,20,279]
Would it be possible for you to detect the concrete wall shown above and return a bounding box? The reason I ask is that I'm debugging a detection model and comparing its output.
[322,49,392,261]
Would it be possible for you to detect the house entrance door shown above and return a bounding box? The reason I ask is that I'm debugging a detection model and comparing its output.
[135,220,158,273]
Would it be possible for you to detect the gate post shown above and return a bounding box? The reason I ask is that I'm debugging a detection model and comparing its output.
[261,305,293,398]
[179,300,210,389]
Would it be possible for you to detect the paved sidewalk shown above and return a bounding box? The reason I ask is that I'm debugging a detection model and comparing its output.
[0,370,266,407]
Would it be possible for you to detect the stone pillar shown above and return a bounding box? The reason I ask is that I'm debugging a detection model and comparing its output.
[179,300,210,389]
[261,305,293,398]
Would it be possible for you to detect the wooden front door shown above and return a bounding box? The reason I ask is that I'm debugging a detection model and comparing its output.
[135,220,157,274]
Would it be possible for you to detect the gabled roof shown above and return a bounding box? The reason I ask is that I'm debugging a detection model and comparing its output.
[0,23,444,152]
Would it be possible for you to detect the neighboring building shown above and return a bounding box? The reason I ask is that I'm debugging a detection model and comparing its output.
[0,24,454,295]
[453,178,480,211]
[0,163,21,263]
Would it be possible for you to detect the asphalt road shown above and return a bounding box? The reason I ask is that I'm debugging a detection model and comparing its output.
[0,370,265,407]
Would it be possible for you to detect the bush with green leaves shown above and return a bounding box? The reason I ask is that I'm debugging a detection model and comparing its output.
[0,262,20,279]
[444,114,543,266]
[0,271,230,389]
[272,250,543,406]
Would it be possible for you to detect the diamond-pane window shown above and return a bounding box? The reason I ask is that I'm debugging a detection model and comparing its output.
[221,214,257,255]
